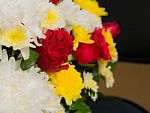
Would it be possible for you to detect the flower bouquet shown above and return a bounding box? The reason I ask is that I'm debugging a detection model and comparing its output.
[0,0,120,112]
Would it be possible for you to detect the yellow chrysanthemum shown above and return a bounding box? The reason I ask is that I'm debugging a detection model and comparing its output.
[49,65,84,105]
[97,59,114,88]
[73,0,108,17]
[72,25,94,51]
[102,29,118,62]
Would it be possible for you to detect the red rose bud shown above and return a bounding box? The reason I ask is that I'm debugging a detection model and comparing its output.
[35,29,73,73]
[74,44,99,64]
[74,28,112,64]
[49,0,60,4]
[103,21,120,37]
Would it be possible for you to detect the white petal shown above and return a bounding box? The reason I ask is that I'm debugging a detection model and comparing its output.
[58,0,102,32]
[98,60,115,88]
[2,49,8,62]
[9,57,16,73]
[0,45,2,60]
[20,47,30,60]
[0,51,63,113]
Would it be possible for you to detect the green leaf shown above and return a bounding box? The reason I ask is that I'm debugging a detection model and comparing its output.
[108,62,118,71]
[68,54,76,61]
[20,49,39,70]
[70,100,91,113]
[92,68,101,82]
[80,64,96,67]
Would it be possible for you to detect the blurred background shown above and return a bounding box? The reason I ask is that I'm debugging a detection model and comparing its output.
[98,0,150,112]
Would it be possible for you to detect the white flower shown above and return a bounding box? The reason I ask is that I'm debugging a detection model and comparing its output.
[58,0,102,32]
[76,10,102,32]
[83,72,99,101]
[39,3,66,30]
[0,50,64,113]
[0,22,36,60]
[0,0,37,60]
[0,0,66,59]
[22,1,66,38]
[0,0,24,25]
[0,0,66,39]
[98,59,115,88]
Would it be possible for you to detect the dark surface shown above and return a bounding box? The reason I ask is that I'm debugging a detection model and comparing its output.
[98,0,150,62]
[87,97,149,113]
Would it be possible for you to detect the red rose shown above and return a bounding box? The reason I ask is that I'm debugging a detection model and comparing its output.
[49,0,60,4]
[74,28,111,64]
[103,21,120,37]
[35,29,73,73]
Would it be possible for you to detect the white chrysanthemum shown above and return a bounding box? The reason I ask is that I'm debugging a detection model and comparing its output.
[0,0,66,59]
[0,50,64,113]
[0,22,36,60]
[39,3,66,30]
[0,0,43,38]
[22,1,66,38]
[58,0,102,32]
[76,10,102,32]
[0,0,37,60]
[0,0,65,39]
[98,59,115,88]
[83,72,99,101]
[0,0,24,25]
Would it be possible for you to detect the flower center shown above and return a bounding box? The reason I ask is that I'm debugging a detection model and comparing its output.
[4,27,27,46]
[45,11,58,24]
[41,10,58,28]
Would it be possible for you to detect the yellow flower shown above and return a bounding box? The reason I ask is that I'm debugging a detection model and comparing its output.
[73,0,108,17]
[102,29,118,62]
[72,25,94,51]
[49,65,84,105]
[97,59,114,88]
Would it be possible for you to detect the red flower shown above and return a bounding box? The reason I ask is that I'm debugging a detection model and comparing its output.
[35,29,73,73]
[103,21,120,37]
[74,28,111,64]
[91,28,111,60]
[74,43,99,64]
[49,0,60,4]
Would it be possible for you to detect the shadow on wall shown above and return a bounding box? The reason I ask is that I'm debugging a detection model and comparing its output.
[100,62,150,112]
